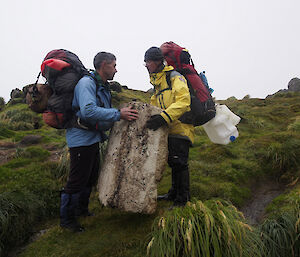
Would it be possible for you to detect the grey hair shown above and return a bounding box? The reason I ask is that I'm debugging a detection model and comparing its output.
[93,52,116,70]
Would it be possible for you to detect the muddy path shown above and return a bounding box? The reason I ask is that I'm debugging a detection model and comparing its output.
[240,179,286,225]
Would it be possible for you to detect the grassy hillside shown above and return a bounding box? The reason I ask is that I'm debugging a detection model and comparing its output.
[0,89,299,257]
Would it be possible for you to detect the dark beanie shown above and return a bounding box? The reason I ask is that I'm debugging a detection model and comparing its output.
[144,47,164,62]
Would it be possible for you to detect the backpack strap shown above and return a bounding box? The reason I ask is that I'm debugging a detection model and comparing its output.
[155,70,173,97]
[165,70,195,96]
[157,69,187,95]
[88,73,104,107]
[171,68,197,98]
[29,71,42,100]
[165,70,172,89]
[165,70,183,89]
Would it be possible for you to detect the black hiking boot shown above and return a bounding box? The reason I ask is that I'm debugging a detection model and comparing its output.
[60,192,85,233]
[60,221,85,233]
[76,209,95,217]
[157,193,176,201]
[75,187,94,217]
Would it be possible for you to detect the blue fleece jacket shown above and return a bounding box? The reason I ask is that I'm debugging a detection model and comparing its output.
[66,73,121,148]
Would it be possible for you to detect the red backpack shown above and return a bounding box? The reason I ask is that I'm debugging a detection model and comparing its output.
[26,49,91,129]
[160,42,216,126]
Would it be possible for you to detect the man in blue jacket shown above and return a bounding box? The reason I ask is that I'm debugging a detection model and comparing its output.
[60,52,138,232]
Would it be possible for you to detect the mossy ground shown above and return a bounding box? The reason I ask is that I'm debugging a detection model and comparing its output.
[0,90,299,257]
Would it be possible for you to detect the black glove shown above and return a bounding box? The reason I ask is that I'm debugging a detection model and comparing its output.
[146,114,167,131]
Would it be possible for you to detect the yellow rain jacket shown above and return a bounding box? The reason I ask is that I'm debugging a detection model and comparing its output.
[149,66,194,144]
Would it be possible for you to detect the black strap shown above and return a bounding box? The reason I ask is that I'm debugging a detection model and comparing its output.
[67,73,104,129]
[88,73,104,107]
[166,70,172,89]
[155,71,172,97]
[190,58,195,68]
[30,71,42,99]
[165,70,196,98]
[34,71,41,85]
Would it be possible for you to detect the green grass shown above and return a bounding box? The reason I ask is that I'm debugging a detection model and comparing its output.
[147,199,264,257]
[0,146,62,256]
[0,103,42,131]
[259,193,300,257]
[0,191,46,255]
[111,89,151,108]
[288,116,300,132]
[19,198,155,257]
[0,91,300,256]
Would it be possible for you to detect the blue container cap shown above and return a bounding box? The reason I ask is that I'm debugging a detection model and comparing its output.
[230,136,236,142]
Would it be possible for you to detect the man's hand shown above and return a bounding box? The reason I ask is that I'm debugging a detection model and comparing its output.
[146,114,167,131]
[120,107,139,121]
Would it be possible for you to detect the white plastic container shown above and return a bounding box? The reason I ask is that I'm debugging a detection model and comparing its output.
[202,104,241,145]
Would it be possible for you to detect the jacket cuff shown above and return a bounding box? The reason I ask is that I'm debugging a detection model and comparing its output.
[116,109,121,121]
[160,111,172,124]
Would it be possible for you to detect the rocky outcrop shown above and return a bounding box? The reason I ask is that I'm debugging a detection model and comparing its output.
[109,81,122,92]
[288,78,300,92]
[147,88,154,94]
[267,77,300,98]
[10,88,24,99]
[98,102,168,214]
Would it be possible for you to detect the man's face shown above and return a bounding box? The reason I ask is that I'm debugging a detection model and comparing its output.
[101,60,117,81]
[145,60,160,74]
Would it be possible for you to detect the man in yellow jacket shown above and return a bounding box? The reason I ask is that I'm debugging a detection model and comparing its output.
[144,46,195,207]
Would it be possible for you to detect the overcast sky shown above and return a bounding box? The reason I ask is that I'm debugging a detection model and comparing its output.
[0,0,299,102]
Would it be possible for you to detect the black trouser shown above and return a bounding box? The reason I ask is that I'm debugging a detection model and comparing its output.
[65,142,100,194]
[60,143,99,227]
[167,137,190,204]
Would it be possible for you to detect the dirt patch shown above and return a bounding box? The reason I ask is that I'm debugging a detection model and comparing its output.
[44,145,65,163]
[0,140,64,165]
[240,180,285,225]
[0,141,16,165]
[0,149,16,165]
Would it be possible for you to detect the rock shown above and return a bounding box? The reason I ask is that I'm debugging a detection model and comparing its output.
[147,88,154,94]
[19,135,43,146]
[267,78,300,98]
[98,102,168,214]
[288,77,300,92]
[109,81,122,92]
[10,88,24,99]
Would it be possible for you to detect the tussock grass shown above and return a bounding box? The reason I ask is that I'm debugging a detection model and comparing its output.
[6,98,25,106]
[265,138,300,174]
[111,89,151,108]
[0,91,299,256]
[288,116,300,132]
[0,191,45,255]
[15,146,50,160]
[259,196,300,257]
[0,147,60,256]
[53,141,108,184]
[147,200,264,257]
[0,104,41,131]
[52,145,70,183]
[0,124,15,139]
[244,116,269,129]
